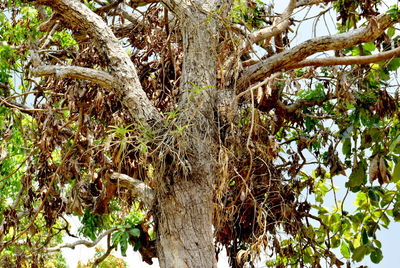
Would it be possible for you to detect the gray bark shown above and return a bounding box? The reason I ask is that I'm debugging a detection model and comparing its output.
[155,3,220,268]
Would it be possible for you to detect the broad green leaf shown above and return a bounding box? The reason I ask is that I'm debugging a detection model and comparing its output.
[342,138,351,156]
[129,228,141,238]
[352,245,368,262]
[370,248,383,264]
[120,231,129,257]
[133,238,142,251]
[393,161,400,183]
[347,165,366,188]
[368,188,379,202]
[387,27,396,37]
[331,236,340,248]
[388,58,400,71]
[340,241,351,259]
[112,231,122,244]
[373,239,382,248]
[363,42,375,52]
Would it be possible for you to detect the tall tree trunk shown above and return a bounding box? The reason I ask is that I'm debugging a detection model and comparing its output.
[156,8,218,268]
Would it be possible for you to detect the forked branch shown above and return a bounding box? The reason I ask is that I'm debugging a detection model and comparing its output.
[242,0,296,52]
[238,13,397,88]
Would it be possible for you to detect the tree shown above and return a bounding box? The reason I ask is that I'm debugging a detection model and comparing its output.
[1,0,400,267]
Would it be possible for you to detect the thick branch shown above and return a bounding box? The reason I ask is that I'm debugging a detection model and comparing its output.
[111,172,155,208]
[31,65,116,88]
[285,46,400,70]
[238,14,397,88]
[35,0,160,124]
[45,227,118,252]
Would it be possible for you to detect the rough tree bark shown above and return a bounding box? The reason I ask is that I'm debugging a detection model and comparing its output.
[154,3,220,267]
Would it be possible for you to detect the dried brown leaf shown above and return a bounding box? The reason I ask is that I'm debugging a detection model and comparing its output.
[379,156,388,184]
[369,155,379,183]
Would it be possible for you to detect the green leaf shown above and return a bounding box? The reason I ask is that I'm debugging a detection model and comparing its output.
[387,27,396,37]
[363,42,375,52]
[342,138,351,156]
[381,211,390,227]
[389,136,400,152]
[112,231,122,244]
[129,228,141,238]
[388,58,400,71]
[368,188,379,202]
[340,241,351,259]
[361,228,369,244]
[331,235,340,248]
[352,245,368,262]
[373,239,382,248]
[370,248,383,264]
[133,238,142,251]
[393,161,400,183]
[347,165,366,188]
[120,231,129,257]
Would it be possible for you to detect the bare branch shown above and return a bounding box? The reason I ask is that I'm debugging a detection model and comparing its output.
[111,172,155,208]
[237,14,398,88]
[244,0,296,51]
[285,46,400,70]
[45,227,118,252]
[31,65,116,89]
[296,0,333,8]
[128,0,159,8]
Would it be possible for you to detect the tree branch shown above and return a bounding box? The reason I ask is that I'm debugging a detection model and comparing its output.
[31,65,116,88]
[92,235,116,268]
[285,46,400,70]
[111,172,155,208]
[277,95,332,113]
[45,227,118,252]
[35,0,161,124]
[95,0,123,14]
[296,0,333,8]
[237,14,397,89]
[243,0,296,51]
